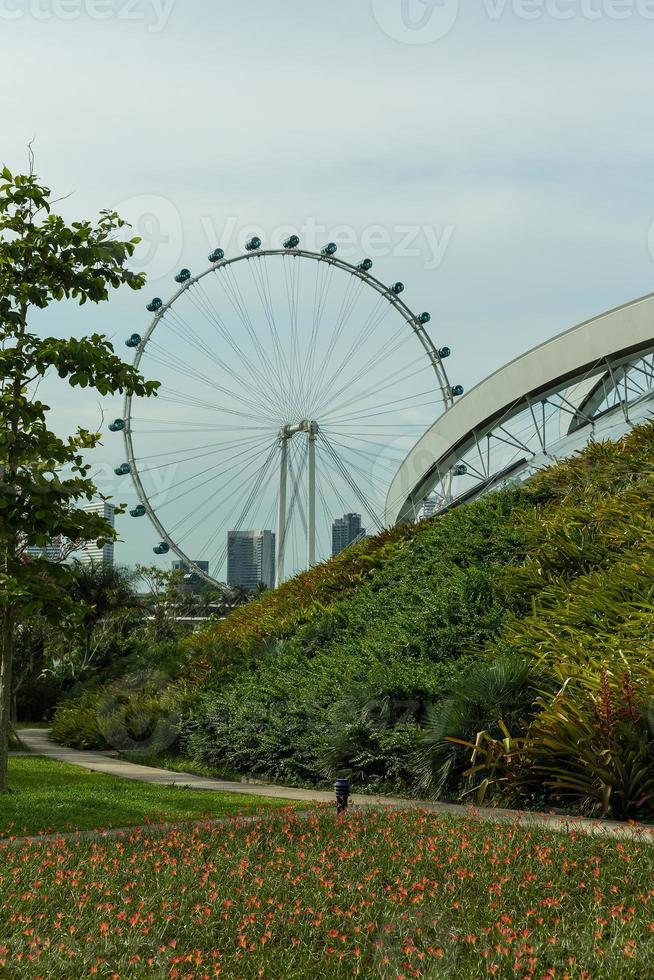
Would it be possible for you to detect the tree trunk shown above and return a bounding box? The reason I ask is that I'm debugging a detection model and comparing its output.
[0,606,15,793]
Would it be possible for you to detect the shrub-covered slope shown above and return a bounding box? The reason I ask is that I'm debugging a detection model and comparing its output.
[54,421,654,818]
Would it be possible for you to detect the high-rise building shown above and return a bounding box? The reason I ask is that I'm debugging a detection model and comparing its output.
[78,502,115,567]
[331,513,366,557]
[26,537,64,562]
[227,530,275,591]
[172,559,210,591]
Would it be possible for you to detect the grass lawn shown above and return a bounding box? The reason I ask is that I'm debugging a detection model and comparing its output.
[120,749,225,781]
[0,757,300,838]
[1,808,654,978]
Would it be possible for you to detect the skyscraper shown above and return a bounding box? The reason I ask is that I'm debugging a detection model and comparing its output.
[227,530,276,591]
[26,538,64,562]
[78,502,115,567]
[331,513,366,557]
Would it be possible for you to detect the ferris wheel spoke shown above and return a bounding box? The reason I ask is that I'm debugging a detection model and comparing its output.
[161,305,237,373]
[304,273,366,410]
[248,257,294,419]
[147,334,272,417]
[134,432,271,473]
[324,442,396,497]
[165,444,277,559]
[306,261,336,383]
[204,449,280,575]
[323,387,444,427]
[151,323,281,421]
[312,295,392,409]
[318,467,349,527]
[199,440,279,564]
[281,254,304,417]
[151,434,275,510]
[316,481,337,546]
[129,417,273,435]
[300,260,336,411]
[132,432,269,463]
[186,281,275,397]
[309,280,364,401]
[318,432,384,532]
[320,430,405,469]
[321,323,422,414]
[155,443,275,518]
[316,352,431,421]
[149,358,278,422]
[181,294,284,411]
[214,264,292,413]
[154,392,275,427]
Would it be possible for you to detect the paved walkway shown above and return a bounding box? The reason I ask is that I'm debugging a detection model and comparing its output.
[16,729,654,844]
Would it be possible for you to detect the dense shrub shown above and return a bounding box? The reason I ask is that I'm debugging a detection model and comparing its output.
[54,421,654,817]
[179,492,529,790]
[51,690,106,750]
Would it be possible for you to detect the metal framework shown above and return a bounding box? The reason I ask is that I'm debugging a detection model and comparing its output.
[276,419,318,586]
[119,246,454,591]
[386,291,654,526]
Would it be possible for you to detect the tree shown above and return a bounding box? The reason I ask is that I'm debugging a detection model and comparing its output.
[67,560,140,674]
[136,565,185,641]
[0,163,159,791]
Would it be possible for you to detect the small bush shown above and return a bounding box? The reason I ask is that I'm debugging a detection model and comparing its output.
[51,690,105,750]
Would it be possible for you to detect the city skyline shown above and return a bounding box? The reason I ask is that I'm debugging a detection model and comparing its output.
[9,4,654,573]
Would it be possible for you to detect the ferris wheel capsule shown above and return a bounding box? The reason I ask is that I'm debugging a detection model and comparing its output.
[391,282,405,295]
[439,347,451,359]
[208,248,225,263]
[418,312,431,324]
[130,504,146,518]
[245,237,262,251]
[108,418,125,433]
[114,463,131,476]
[453,463,468,476]
[146,298,163,313]
[451,384,464,397]
[283,235,300,249]
[125,334,142,348]
[153,541,170,555]
[175,268,191,283]
[321,242,337,256]
[357,258,373,271]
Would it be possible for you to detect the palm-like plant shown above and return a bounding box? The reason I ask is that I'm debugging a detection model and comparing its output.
[68,560,140,672]
[414,657,543,797]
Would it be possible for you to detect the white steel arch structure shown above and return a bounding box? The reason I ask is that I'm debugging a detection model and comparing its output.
[386,291,654,526]
[111,241,459,591]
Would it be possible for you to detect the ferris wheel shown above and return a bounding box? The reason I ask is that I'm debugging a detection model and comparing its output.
[109,237,462,591]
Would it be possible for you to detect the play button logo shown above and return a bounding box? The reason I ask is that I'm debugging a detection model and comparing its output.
[371,0,460,44]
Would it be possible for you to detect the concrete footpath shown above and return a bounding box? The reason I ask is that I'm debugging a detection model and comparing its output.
[15,728,654,845]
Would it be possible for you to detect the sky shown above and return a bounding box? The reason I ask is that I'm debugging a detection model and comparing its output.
[3,0,654,573]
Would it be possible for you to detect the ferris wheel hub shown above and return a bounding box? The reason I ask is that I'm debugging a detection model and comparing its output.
[279,419,320,440]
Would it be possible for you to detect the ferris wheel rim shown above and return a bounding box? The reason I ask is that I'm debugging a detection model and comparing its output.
[122,247,452,592]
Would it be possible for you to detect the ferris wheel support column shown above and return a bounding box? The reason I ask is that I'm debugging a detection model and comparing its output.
[307,422,318,568]
[276,433,289,588]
